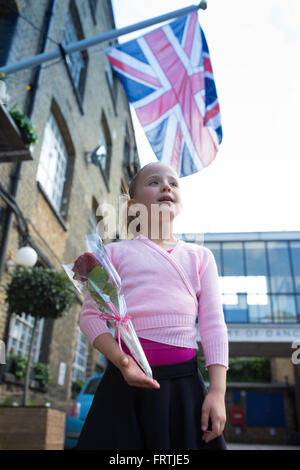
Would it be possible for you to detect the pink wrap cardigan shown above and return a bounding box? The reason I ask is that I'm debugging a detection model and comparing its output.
[79,234,228,368]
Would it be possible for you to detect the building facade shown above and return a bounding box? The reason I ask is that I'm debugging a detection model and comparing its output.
[0,0,139,410]
[176,230,300,444]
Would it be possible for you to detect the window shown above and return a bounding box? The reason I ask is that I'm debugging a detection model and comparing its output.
[271,295,297,323]
[88,208,98,234]
[84,377,102,394]
[98,113,112,190]
[88,0,98,25]
[123,123,131,166]
[63,1,88,104]
[296,295,300,318]
[290,242,300,292]
[72,326,88,382]
[244,242,271,322]
[0,3,18,66]
[223,293,248,323]
[105,61,118,115]
[204,243,222,275]
[88,197,101,235]
[245,242,268,277]
[7,313,44,363]
[36,112,68,213]
[267,242,293,293]
[223,242,245,276]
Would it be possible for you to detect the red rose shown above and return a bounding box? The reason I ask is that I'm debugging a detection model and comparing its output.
[72,252,101,282]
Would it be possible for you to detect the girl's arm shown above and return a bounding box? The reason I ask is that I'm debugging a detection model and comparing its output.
[80,294,159,389]
[93,333,160,389]
[201,364,227,443]
[197,248,229,443]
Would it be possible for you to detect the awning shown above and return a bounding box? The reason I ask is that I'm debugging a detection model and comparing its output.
[0,103,33,163]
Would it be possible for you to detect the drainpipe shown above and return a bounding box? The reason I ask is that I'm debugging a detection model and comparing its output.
[0,0,57,280]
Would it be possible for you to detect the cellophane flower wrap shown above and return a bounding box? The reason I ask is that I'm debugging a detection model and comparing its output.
[62,233,153,378]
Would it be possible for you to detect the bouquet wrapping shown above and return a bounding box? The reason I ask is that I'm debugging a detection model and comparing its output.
[62,233,153,378]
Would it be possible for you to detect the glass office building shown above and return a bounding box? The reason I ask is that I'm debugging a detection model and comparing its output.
[176,231,300,325]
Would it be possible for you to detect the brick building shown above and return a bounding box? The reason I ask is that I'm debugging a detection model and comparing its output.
[0,0,140,410]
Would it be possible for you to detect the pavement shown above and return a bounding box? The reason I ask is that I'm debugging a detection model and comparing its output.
[227,443,300,450]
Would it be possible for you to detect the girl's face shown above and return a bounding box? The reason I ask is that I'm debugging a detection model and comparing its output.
[130,163,183,221]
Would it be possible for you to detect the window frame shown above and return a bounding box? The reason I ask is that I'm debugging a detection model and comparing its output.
[62,0,89,113]
[7,313,44,363]
[36,112,68,214]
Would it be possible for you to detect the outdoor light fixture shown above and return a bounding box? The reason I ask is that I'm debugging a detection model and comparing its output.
[85,144,106,166]
[12,246,38,268]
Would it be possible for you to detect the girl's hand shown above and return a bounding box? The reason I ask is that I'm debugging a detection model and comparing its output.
[201,390,226,443]
[118,354,160,389]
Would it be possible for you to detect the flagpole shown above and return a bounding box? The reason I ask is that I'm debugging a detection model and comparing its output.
[0,2,207,76]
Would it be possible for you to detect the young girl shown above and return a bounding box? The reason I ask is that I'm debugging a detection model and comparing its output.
[76,161,228,451]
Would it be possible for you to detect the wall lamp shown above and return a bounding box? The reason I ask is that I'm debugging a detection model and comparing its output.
[84,145,106,166]
[6,246,38,270]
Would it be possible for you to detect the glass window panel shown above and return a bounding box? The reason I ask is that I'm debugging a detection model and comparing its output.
[223,242,245,276]
[245,242,268,275]
[223,293,248,323]
[204,243,221,274]
[272,295,297,323]
[220,275,267,296]
[246,276,268,294]
[296,295,300,319]
[290,242,300,292]
[72,326,88,382]
[36,113,68,212]
[267,242,293,293]
[7,314,44,362]
[248,295,272,323]
[63,12,84,89]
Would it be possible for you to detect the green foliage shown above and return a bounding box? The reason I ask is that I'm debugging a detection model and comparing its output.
[87,265,119,313]
[227,357,272,383]
[5,266,76,320]
[8,352,28,379]
[7,353,52,386]
[9,104,38,146]
[32,362,52,386]
[1,398,20,407]
[197,356,271,383]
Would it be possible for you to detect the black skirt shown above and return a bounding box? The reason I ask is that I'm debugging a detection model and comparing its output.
[76,357,227,451]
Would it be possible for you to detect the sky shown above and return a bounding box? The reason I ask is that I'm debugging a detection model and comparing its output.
[111,0,300,235]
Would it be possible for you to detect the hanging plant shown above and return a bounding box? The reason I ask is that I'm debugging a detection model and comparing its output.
[9,104,38,147]
[5,267,75,319]
[5,266,76,405]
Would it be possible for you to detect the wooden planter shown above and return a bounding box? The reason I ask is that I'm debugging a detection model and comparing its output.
[0,407,66,450]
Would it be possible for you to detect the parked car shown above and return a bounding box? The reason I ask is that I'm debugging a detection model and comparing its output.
[64,373,103,449]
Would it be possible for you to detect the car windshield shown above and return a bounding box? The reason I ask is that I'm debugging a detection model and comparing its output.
[83,377,102,394]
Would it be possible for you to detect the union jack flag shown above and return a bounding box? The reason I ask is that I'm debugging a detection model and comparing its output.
[105,12,222,177]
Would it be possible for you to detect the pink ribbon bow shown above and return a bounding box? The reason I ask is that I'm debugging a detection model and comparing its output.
[98,300,132,353]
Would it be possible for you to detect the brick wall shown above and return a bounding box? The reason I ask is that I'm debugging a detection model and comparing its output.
[0,0,139,410]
